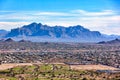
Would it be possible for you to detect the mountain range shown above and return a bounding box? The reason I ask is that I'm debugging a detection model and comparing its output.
[0,22,119,42]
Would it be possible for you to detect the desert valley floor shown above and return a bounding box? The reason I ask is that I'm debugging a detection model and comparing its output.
[0,40,120,80]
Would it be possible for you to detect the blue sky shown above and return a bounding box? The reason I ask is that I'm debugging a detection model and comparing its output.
[0,0,120,35]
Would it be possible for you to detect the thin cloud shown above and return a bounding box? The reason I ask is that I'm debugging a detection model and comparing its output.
[72,10,116,16]
[0,10,120,35]
[34,12,70,16]
[0,22,30,31]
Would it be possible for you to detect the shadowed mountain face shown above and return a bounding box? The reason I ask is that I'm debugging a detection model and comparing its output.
[6,22,102,39]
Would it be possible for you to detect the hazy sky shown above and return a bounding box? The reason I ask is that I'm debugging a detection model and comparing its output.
[0,0,120,35]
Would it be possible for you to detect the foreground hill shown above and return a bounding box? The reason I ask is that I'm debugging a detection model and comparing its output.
[0,64,120,80]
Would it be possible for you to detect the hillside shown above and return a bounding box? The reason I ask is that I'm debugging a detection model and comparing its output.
[98,38,120,44]
[0,64,120,80]
[0,41,120,68]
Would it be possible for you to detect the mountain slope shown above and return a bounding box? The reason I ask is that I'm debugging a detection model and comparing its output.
[0,29,8,38]
[6,22,102,39]
[4,22,120,42]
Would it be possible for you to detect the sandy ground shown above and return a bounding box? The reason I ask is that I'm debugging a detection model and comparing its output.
[70,64,119,70]
[0,63,33,70]
[0,63,65,70]
[0,63,119,71]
